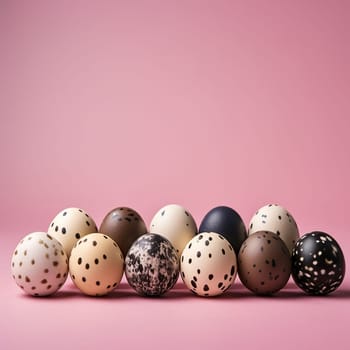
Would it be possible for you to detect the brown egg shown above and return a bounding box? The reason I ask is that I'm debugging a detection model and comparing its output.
[238,231,291,295]
[99,207,147,257]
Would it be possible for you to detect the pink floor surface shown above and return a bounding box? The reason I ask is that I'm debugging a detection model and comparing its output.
[2,237,350,350]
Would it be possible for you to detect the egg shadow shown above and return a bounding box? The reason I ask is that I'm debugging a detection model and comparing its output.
[19,289,83,300]
[17,279,350,300]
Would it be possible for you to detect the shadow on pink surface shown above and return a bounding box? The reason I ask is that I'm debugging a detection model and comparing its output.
[18,281,350,300]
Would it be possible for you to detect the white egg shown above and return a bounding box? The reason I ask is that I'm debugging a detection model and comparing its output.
[150,204,197,256]
[180,232,237,297]
[69,233,124,296]
[48,207,97,257]
[11,232,68,296]
[248,204,299,254]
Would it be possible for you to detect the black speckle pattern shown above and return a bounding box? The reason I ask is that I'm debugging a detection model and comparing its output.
[11,232,69,296]
[238,231,291,295]
[48,208,97,258]
[292,231,345,295]
[125,233,179,296]
[247,204,299,255]
[68,233,124,296]
[180,232,238,297]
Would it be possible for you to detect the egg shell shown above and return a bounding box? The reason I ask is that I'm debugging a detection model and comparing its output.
[125,233,179,296]
[150,204,197,256]
[180,232,237,297]
[69,233,124,296]
[238,231,291,295]
[99,207,147,257]
[248,204,299,254]
[11,232,68,296]
[48,208,98,257]
[291,231,345,295]
[198,206,247,255]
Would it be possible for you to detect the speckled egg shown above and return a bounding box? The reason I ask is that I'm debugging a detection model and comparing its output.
[248,204,299,254]
[150,204,197,256]
[199,206,247,255]
[11,232,68,296]
[238,231,291,295]
[48,208,97,257]
[69,233,124,296]
[292,231,345,295]
[99,207,147,257]
[180,232,237,297]
[125,233,179,296]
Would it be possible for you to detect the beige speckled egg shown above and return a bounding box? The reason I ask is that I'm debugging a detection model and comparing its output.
[11,232,68,296]
[48,208,98,257]
[248,204,299,254]
[180,232,237,297]
[150,204,197,256]
[69,233,124,296]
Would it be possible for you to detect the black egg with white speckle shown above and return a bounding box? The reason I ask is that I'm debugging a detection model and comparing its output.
[125,233,179,296]
[292,231,345,295]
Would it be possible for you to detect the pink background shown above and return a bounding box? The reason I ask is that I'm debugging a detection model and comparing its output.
[1,1,349,349]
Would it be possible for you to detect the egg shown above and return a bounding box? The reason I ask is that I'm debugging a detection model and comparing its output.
[198,206,247,255]
[11,232,68,296]
[180,232,237,297]
[99,207,147,257]
[248,204,299,254]
[69,233,124,296]
[150,204,197,256]
[125,233,179,296]
[238,231,291,295]
[48,208,97,257]
[291,231,345,295]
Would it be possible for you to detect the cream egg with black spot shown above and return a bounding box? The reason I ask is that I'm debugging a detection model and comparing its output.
[150,204,197,256]
[69,233,124,296]
[11,232,69,296]
[180,232,237,297]
[248,204,299,254]
[48,208,98,257]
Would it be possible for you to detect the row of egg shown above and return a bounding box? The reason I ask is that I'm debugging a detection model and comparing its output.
[11,204,345,297]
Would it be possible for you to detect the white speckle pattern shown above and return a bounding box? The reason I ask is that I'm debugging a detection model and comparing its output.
[292,231,345,295]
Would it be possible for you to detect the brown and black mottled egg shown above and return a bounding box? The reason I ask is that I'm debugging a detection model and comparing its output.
[125,233,179,296]
[69,233,124,296]
[292,231,345,295]
[180,232,237,297]
[99,207,147,257]
[238,231,291,295]
[48,208,98,257]
[11,232,68,296]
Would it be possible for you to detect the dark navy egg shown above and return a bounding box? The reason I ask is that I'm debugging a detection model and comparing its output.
[125,233,179,296]
[199,206,247,255]
[292,231,345,295]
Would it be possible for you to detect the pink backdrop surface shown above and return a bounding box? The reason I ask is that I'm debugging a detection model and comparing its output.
[1,1,349,349]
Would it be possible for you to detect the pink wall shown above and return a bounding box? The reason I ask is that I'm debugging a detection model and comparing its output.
[1,0,349,247]
[1,3,350,350]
